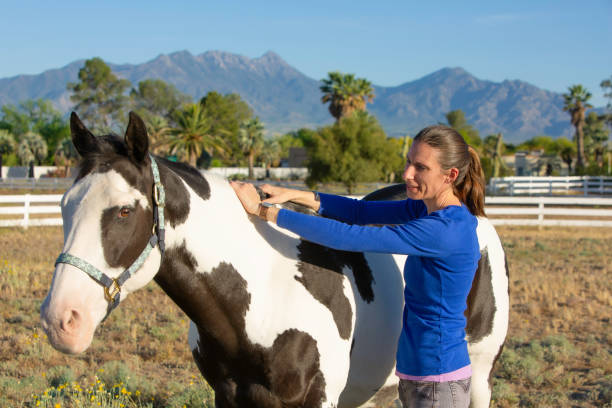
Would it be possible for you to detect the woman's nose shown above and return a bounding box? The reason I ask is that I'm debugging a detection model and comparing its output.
[403,164,414,181]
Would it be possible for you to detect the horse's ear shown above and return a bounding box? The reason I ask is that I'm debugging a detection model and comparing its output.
[70,112,100,157]
[124,111,149,164]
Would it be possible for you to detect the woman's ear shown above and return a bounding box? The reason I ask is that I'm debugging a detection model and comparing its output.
[447,168,459,184]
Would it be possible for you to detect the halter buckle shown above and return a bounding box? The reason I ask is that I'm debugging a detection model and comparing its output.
[154,183,164,206]
[104,279,121,302]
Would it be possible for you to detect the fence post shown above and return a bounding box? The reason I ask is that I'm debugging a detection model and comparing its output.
[537,198,544,228]
[600,176,604,195]
[584,176,588,196]
[549,178,553,195]
[23,194,31,229]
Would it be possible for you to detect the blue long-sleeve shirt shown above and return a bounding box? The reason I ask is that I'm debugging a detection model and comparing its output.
[276,192,480,376]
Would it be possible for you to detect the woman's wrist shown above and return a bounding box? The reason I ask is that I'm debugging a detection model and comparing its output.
[258,203,279,223]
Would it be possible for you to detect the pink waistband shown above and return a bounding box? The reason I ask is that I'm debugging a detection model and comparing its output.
[396,365,472,382]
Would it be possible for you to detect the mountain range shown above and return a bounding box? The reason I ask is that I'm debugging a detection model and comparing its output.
[0,50,577,142]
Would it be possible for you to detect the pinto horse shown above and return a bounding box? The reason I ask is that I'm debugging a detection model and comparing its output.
[41,112,508,408]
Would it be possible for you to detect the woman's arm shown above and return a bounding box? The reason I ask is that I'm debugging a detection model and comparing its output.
[276,208,449,257]
[231,181,424,225]
[318,193,424,225]
[230,181,449,257]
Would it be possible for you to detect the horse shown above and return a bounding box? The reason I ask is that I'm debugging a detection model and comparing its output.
[40,112,509,408]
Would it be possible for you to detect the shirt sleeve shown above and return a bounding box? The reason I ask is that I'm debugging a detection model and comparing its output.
[277,208,451,257]
[318,192,426,225]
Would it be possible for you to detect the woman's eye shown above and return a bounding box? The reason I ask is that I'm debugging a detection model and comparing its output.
[119,207,131,218]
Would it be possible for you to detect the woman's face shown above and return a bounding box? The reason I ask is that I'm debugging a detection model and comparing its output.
[402,141,453,202]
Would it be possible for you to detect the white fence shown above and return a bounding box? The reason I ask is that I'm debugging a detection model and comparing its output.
[488,176,612,196]
[2,194,612,229]
[485,196,612,227]
[0,195,63,228]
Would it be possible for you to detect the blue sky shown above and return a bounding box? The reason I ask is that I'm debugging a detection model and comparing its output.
[1,0,610,106]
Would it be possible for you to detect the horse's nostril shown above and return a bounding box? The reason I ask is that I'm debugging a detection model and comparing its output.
[61,309,80,332]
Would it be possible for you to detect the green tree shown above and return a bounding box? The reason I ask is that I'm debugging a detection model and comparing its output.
[67,58,131,133]
[276,128,316,160]
[320,71,375,121]
[0,99,69,162]
[583,111,610,169]
[444,110,481,147]
[167,103,225,167]
[260,137,282,170]
[555,137,576,174]
[306,112,401,194]
[482,133,510,180]
[0,129,16,178]
[54,138,79,176]
[517,135,557,154]
[200,92,253,164]
[563,84,593,172]
[145,115,172,156]
[17,132,47,165]
[238,118,265,178]
[601,75,612,126]
[130,79,191,121]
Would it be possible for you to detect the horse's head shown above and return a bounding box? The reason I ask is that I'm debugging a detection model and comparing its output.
[41,112,163,354]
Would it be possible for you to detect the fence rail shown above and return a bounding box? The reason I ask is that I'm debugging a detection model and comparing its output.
[0,195,63,228]
[488,176,612,196]
[0,177,74,190]
[484,196,612,227]
[2,194,612,229]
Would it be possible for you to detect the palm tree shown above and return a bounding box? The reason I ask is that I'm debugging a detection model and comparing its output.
[167,103,225,167]
[145,115,172,156]
[17,132,47,165]
[54,138,79,177]
[320,71,374,121]
[0,129,16,179]
[483,133,508,178]
[563,85,593,172]
[555,137,576,175]
[238,118,265,178]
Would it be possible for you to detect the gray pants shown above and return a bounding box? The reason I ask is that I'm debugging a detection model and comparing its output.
[398,378,471,408]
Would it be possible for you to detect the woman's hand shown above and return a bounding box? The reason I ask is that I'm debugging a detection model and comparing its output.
[260,184,299,205]
[230,181,261,215]
[260,184,321,212]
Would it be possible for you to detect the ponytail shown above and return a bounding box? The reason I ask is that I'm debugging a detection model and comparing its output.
[453,146,486,217]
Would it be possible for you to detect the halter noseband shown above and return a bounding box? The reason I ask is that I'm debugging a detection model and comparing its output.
[55,154,166,320]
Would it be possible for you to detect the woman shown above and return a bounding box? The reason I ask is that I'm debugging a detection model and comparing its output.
[231,125,485,408]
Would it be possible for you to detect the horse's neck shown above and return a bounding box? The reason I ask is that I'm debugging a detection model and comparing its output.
[164,174,282,277]
[155,175,285,347]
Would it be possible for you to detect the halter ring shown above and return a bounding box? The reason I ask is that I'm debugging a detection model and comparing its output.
[104,279,121,302]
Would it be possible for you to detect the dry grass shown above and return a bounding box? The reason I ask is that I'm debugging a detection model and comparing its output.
[0,225,610,407]
[0,227,214,407]
[492,226,612,407]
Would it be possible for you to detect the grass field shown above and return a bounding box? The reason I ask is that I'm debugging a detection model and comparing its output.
[0,225,610,407]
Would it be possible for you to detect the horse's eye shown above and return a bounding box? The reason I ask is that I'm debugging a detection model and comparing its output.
[119,207,131,218]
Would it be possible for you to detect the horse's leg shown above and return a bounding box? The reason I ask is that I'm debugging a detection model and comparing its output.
[214,380,239,408]
[468,342,503,408]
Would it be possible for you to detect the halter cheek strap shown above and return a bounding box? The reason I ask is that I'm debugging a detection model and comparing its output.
[55,154,166,320]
